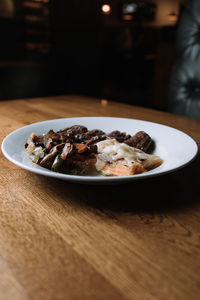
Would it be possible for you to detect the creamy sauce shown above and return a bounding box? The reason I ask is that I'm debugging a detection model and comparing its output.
[96,139,162,170]
[97,139,147,163]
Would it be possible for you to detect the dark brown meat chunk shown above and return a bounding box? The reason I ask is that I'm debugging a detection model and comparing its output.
[75,129,106,143]
[87,144,97,154]
[57,126,88,144]
[108,131,131,143]
[59,134,76,144]
[124,131,152,152]
[57,125,88,135]
[50,133,61,142]
[86,129,105,137]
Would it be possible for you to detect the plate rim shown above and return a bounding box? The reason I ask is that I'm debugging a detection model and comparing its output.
[1,116,199,183]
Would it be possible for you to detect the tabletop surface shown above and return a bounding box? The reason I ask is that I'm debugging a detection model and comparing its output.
[0,95,200,300]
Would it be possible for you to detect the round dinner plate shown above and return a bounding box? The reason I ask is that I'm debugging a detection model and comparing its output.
[1,117,198,184]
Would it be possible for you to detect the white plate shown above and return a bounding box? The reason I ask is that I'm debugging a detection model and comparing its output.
[1,117,198,184]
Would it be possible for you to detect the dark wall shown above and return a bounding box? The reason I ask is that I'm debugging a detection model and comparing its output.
[50,0,103,96]
[0,0,179,111]
[0,0,103,100]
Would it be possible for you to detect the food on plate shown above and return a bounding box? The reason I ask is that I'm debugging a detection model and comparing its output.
[96,139,162,176]
[25,125,163,176]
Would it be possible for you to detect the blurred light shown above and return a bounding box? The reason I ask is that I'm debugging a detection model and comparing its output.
[168,12,178,22]
[123,4,137,14]
[33,0,49,2]
[122,15,133,21]
[101,99,108,106]
[101,4,111,15]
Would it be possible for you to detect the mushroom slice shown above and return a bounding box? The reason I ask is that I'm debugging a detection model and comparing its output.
[39,144,65,168]
[61,143,74,160]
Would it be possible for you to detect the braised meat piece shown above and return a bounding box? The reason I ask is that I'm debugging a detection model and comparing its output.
[57,125,88,135]
[124,131,152,152]
[87,144,97,154]
[75,129,106,143]
[55,125,88,144]
[86,129,105,137]
[108,131,131,143]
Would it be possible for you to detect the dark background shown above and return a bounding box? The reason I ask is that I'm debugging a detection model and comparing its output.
[0,0,187,110]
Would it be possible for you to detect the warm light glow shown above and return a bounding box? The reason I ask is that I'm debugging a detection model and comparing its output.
[122,15,133,21]
[101,99,108,106]
[101,4,111,15]
[168,13,178,23]
[33,0,49,2]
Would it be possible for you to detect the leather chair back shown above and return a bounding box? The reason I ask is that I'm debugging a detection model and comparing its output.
[168,0,200,119]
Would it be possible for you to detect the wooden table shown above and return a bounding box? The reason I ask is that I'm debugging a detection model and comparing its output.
[0,95,200,300]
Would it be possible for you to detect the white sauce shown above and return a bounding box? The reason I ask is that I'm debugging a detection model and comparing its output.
[96,139,162,170]
[96,139,147,163]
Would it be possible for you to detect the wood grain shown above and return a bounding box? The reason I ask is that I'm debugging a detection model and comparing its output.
[0,95,200,300]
